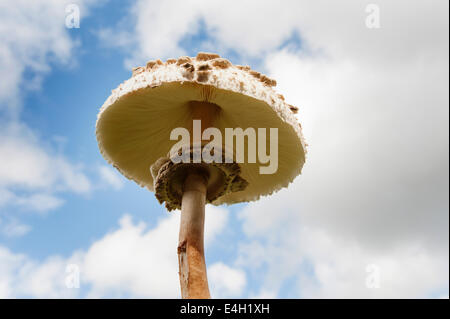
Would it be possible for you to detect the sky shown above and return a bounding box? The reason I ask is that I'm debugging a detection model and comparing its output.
[0,0,448,298]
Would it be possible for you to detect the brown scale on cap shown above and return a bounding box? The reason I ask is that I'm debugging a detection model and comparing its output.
[247,70,276,87]
[260,75,277,87]
[236,66,276,87]
[177,56,192,65]
[288,104,299,114]
[211,58,231,69]
[181,62,195,80]
[249,70,261,79]
[197,63,212,82]
[236,65,251,71]
[198,64,212,71]
[196,52,221,61]
[146,59,163,70]
[197,71,210,83]
[132,66,145,77]
[135,54,276,87]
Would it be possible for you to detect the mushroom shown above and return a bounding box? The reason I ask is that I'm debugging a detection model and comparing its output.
[96,52,306,299]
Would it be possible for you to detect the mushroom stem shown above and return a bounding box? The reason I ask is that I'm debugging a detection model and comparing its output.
[188,100,221,136]
[178,172,211,299]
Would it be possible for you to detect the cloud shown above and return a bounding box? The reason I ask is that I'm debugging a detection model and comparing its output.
[14,193,65,213]
[208,262,246,298]
[249,289,277,299]
[204,206,229,243]
[0,0,104,109]
[82,214,180,298]
[0,189,65,213]
[0,245,83,298]
[97,0,306,65]
[0,1,109,216]
[0,206,232,298]
[0,217,31,238]
[0,123,91,213]
[84,205,229,298]
[237,192,448,298]
[232,7,448,296]
[98,0,448,67]
[98,165,125,191]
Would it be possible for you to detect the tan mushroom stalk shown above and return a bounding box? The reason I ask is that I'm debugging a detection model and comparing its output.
[96,52,306,299]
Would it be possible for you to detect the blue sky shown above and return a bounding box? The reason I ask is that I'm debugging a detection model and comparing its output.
[0,0,448,298]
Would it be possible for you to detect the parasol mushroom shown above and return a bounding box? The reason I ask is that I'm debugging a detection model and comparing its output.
[96,52,306,299]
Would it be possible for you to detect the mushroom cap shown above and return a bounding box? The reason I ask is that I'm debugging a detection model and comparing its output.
[96,53,306,205]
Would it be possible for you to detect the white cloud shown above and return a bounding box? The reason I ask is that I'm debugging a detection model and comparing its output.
[0,217,31,238]
[82,206,228,298]
[299,227,448,298]
[0,189,65,213]
[208,262,246,298]
[98,165,125,190]
[0,246,83,298]
[15,255,82,298]
[14,193,65,213]
[0,206,233,298]
[0,0,105,214]
[0,0,104,108]
[204,206,229,243]
[249,289,277,299]
[0,123,91,213]
[99,0,448,68]
[83,214,180,298]
[237,193,449,298]
[0,247,27,298]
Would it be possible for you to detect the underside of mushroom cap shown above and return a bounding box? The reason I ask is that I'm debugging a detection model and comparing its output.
[96,52,307,205]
